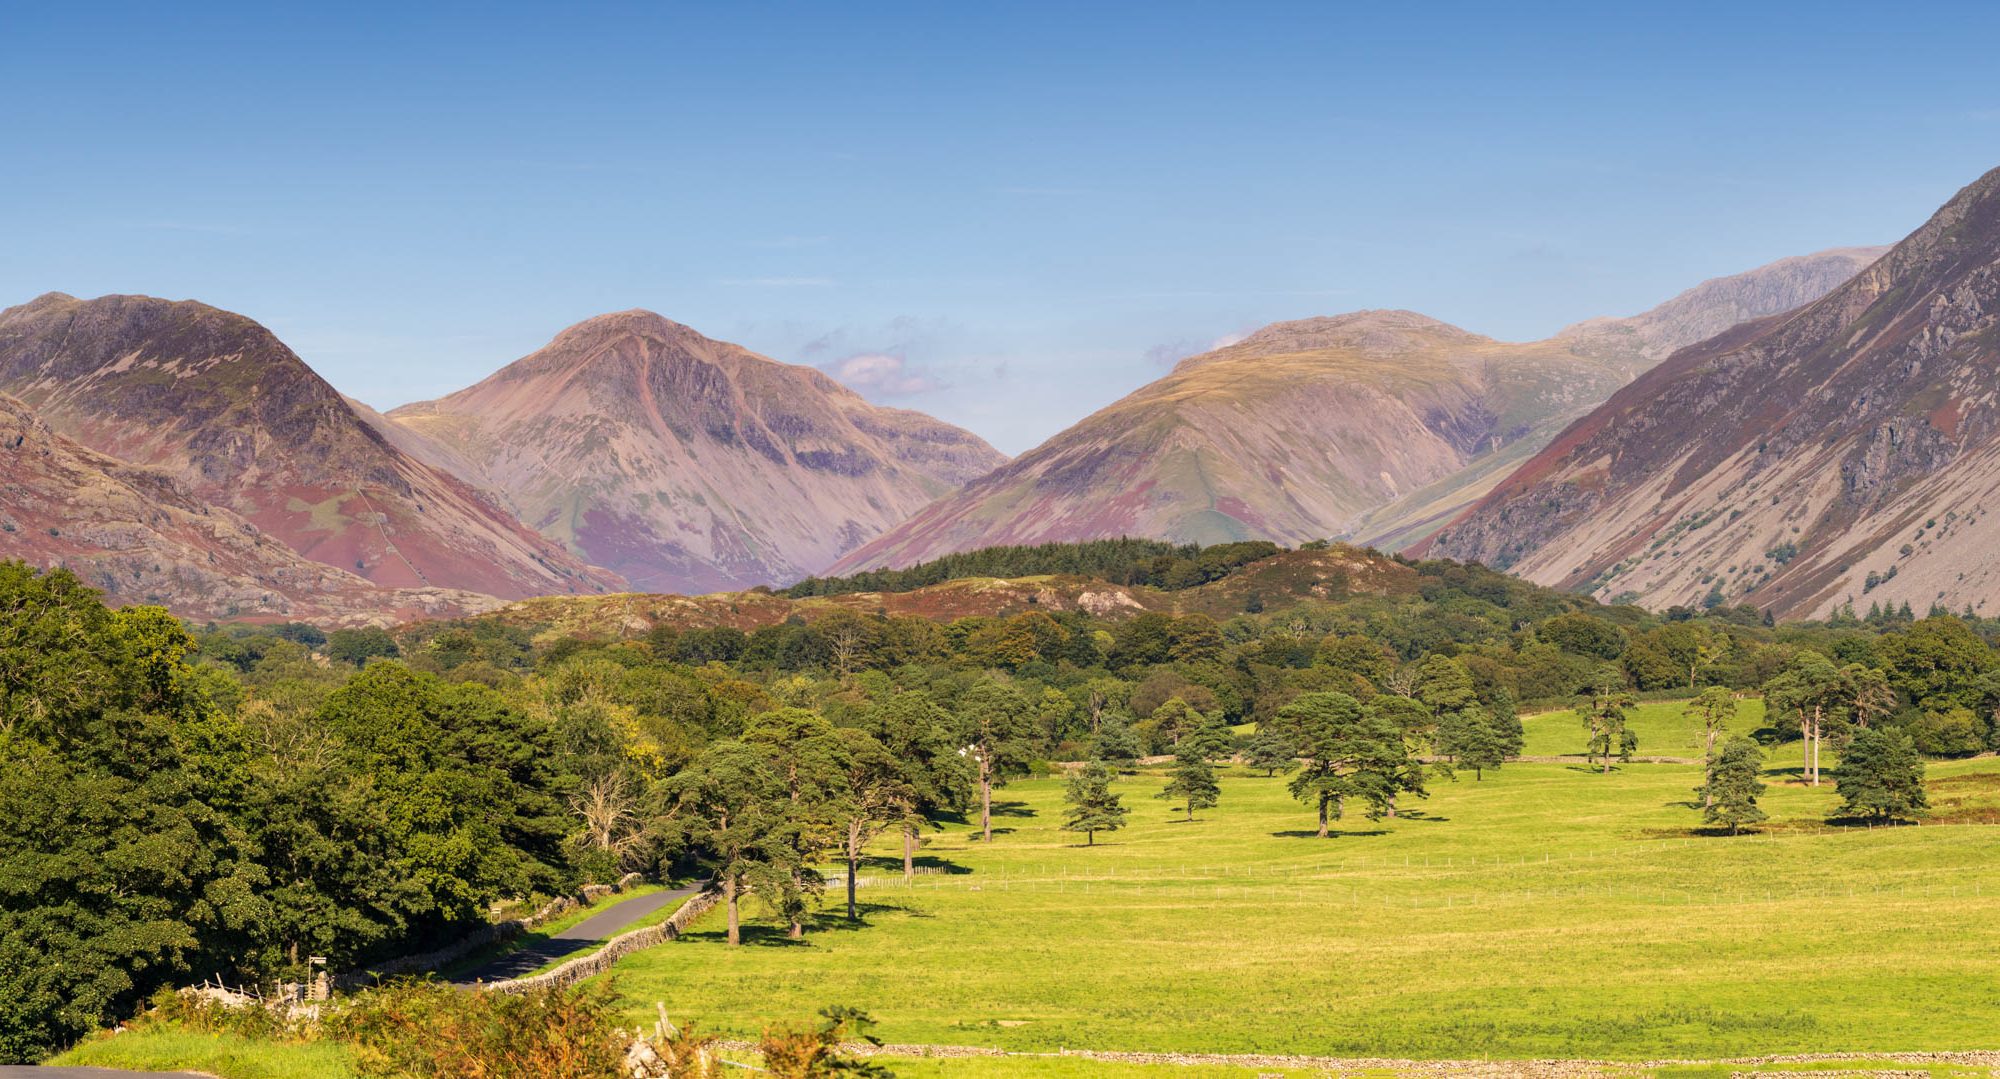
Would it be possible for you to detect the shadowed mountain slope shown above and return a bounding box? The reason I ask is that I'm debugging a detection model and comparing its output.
[1426,167,2000,618]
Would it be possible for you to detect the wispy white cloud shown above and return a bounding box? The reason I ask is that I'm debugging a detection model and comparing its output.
[1142,329,1252,368]
[820,352,944,396]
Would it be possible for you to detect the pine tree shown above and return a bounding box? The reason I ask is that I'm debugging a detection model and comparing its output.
[1576,669,1638,773]
[1244,726,1297,776]
[1060,762,1129,845]
[1698,736,1767,834]
[1684,687,1738,805]
[1834,728,1928,822]
[1444,706,1507,780]
[1158,750,1220,822]
[1092,719,1142,768]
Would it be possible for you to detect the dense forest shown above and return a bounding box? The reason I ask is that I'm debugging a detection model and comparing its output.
[5,542,2000,1061]
[782,538,1284,597]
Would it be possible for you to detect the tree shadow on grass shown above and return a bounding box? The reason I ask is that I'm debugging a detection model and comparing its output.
[1823,814,1917,829]
[678,901,919,948]
[856,853,971,875]
[1394,809,1450,822]
[1564,764,1625,775]
[1269,828,1390,839]
[989,800,1036,818]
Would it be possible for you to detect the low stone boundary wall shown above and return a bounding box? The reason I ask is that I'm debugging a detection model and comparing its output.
[337,872,648,988]
[483,887,718,994]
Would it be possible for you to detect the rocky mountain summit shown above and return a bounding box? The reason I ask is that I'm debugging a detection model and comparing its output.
[1427,167,2000,617]
[381,310,1007,594]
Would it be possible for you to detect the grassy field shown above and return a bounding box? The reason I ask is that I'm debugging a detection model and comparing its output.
[50,697,2000,1077]
[599,698,2000,1062]
[53,1026,360,1078]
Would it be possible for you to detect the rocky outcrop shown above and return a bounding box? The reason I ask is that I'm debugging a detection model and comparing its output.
[380,311,1006,593]
[1427,166,2000,618]
[0,293,623,602]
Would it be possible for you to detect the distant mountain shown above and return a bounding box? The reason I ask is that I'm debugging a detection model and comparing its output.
[0,393,499,623]
[1426,167,2000,618]
[830,249,1879,574]
[0,293,622,602]
[1555,247,1889,363]
[1347,246,1888,546]
[380,311,1007,594]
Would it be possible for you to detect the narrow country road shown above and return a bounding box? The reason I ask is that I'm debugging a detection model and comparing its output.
[452,881,703,984]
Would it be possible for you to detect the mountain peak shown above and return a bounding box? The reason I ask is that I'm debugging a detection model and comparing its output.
[551,308,699,344]
[1231,310,1485,356]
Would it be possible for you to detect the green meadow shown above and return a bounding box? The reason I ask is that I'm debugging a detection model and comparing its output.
[600,698,2000,1062]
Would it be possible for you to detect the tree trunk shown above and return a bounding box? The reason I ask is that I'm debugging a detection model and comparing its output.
[725,876,740,947]
[789,919,803,940]
[846,826,861,922]
[1086,829,1095,846]
[1317,793,1330,838]
[980,764,993,843]
[847,856,859,922]
[1799,712,1811,785]
[1386,792,1398,819]
[902,824,916,882]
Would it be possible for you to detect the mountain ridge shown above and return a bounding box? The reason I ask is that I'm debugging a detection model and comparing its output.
[1425,167,2000,617]
[830,248,1884,574]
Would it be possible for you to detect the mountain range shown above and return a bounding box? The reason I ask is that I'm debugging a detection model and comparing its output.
[23,164,2000,626]
[1426,165,2000,619]
[829,247,1883,573]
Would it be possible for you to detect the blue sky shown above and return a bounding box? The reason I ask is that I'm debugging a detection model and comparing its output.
[3,3,1997,453]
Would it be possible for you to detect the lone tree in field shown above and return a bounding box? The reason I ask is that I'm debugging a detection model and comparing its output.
[1062,761,1129,844]
[1684,686,1738,805]
[1577,669,1638,773]
[1697,736,1768,834]
[1279,691,1413,836]
[1833,727,1928,822]
[1443,705,1508,780]
[1244,725,1297,776]
[1159,748,1221,821]
[954,680,1035,842]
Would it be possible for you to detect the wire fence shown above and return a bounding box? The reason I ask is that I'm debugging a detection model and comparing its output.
[839,822,2000,911]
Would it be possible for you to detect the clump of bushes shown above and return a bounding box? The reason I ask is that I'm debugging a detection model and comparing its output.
[331,981,628,1079]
